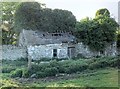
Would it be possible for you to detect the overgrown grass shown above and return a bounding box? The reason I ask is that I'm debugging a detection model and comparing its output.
[1,68,118,88]
[1,57,119,88]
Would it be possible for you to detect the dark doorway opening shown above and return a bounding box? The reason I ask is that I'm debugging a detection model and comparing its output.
[68,47,75,58]
[53,49,57,57]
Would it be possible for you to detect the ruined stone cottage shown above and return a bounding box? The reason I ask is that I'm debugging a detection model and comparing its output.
[18,29,76,59]
[2,29,118,60]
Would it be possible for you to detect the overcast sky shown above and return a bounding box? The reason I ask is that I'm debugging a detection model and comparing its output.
[35,0,119,22]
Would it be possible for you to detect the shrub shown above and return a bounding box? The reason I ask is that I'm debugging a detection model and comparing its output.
[22,69,33,78]
[88,60,110,70]
[44,67,59,76]
[65,64,88,74]
[30,64,41,72]
[2,67,15,73]
[10,69,23,78]
[109,59,119,68]
[40,58,51,62]
[36,72,47,78]
[50,60,59,67]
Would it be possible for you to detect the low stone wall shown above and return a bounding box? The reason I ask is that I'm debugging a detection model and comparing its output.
[2,45,27,60]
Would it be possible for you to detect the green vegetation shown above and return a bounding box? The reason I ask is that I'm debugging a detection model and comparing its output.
[74,8,119,51]
[1,2,119,51]
[1,2,20,45]
[14,2,76,33]
[1,57,119,88]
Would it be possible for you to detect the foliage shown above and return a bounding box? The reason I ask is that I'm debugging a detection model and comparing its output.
[14,2,43,32]
[117,28,120,48]
[22,57,119,78]
[10,69,23,78]
[2,67,16,73]
[42,9,76,32]
[2,57,119,79]
[22,69,32,78]
[44,67,59,76]
[74,8,119,51]
[1,57,119,87]
[1,2,20,45]
[95,8,110,17]
[14,2,76,33]
[1,68,118,87]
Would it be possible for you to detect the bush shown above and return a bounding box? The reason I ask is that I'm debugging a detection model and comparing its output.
[2,67,15,73]
[65,64,88,74]
[36,72,47,78]
[10,69,23,78]
[109,59,119,68]
[89,61,106,70]
[30,64,41,72]
[44,67,59,76]
[22,69,32,78]
[40,58,51,61]
[50,60,59,67]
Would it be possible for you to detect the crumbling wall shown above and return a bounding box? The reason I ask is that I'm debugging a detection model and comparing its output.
[75,42,118,58]
[75,42,99,58]
[2,45,27,60]
[27,44,69,60]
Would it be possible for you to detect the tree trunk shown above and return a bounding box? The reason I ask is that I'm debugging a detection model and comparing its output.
[28,55,32,70]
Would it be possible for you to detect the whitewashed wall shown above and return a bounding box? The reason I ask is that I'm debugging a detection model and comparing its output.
[27,43,69,60]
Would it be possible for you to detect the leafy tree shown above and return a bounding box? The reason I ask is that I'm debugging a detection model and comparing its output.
[14,2,76,33]
[1,2,20,45]
[52,9,76,32]
[14,2,43,32]
[95,8,110,17]
[74,8,118,51]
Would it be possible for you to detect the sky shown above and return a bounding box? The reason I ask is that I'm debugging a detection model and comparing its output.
[35,0,119,22]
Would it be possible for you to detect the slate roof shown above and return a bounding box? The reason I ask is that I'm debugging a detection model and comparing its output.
[19,29,76,46]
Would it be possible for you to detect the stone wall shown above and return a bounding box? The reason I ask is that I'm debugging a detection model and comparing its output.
[2,42,118,60]
[75,42,118,58]
[27,43,69,60]
[2,45,27,60]
[104,42,118,56]
[75,42,99,58]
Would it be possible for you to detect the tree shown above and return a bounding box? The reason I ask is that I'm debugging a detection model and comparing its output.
[1,2,20,45]
[95,8,110,17]
[14,2,76,33]
[14,2,43,32]
[74,9,118,51]
[52,9,76,32]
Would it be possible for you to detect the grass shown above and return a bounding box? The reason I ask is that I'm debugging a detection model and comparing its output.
[21,68,118,87]
[1,57,119,88]
[1,68,119,88]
